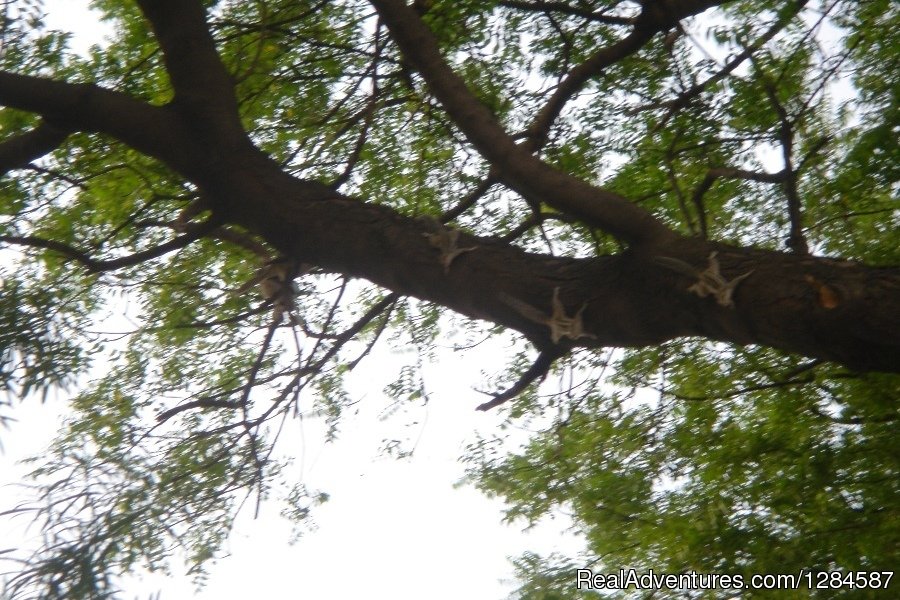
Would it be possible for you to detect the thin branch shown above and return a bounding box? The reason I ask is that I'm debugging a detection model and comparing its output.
[658,375,815,401]
[306,293,400,374]
[156,398,240,424]
[238,320,281,499]
[796,135,832,173]
[226,293,401,434]
[690,166,787,237]
[439,174,496,223]
[209,226,271,257]
[502,212,544,242]
[500,211,583,243]
[0,218,219,273]
[523,0,729,152]
[496,1,635,26]
[664,134,698,236]
[346,302,394,371]
[808,403,898,425]
[330,23,384,189]
[369,0,676,245]
[633,0,808,125]
[757,64,808,255]
[476,349,563,411]
[524,29,654,150]
[171,304,271,331]
[808,208,895,232]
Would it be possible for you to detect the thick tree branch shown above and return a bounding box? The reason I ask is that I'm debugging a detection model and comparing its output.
[209,148,900,374]
[0,70,180,164]
[135,0,245,143]
[0,122,70,176]
[369,0,676,247]
[3,0,895,380]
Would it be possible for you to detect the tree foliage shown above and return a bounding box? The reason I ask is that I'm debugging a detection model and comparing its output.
[0,0,897,597]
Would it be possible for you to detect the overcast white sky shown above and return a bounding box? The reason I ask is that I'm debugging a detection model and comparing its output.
[2,339,584,599]
[0,3,585,598]
[2,340,584,599]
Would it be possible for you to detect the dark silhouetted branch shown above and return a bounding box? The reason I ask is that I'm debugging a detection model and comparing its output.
[0,218,219,273]
[477,349,563,411]
[0,122,70,177]
[497,1,634,26]
[369,0,676,246]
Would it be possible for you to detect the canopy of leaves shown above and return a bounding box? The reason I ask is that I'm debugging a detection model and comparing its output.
[0,0,897,598]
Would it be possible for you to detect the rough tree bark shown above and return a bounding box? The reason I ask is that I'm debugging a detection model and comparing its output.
[0,0,898,384]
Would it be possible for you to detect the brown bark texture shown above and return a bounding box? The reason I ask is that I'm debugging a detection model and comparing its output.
[0,0,897,375]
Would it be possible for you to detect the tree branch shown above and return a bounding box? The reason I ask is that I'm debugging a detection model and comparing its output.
[635,0,808,125]
[496,1,634,26]
[0,70,179,163]
[0,218,219,273]
[524,27,655,149]
[156,398,240,424]
[691,167,787,237]
[439,174,496,223]
[476,349,563,411]
[368,0,676,246]
[525,0,728,150]
[134,0,244,141]
[760,73,809,255]
[0,122,70,177]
